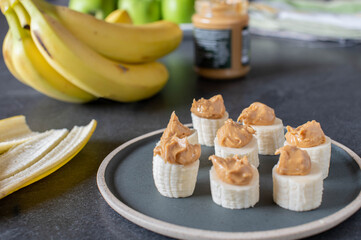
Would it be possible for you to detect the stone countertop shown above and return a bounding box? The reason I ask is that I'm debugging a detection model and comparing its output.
[0,1,360,239]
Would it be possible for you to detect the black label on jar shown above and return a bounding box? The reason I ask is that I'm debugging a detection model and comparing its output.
[193,28,231,69]
[242,27,250,66]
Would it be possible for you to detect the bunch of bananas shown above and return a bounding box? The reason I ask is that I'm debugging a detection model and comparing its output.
[1,0,183,103]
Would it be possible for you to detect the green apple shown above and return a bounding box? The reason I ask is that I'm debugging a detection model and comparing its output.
[118,0,161,24]
[69,0,117,19]
[161,0,195,24]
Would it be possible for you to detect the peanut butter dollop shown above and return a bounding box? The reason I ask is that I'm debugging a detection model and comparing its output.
[190,94,226,119]
[237,102,275,125]
[153,136,201,165]
[160,112,193,142]
[285,120,326,148]
[217,119,255,148]
[275,145,311,175]
[209,155,253,185]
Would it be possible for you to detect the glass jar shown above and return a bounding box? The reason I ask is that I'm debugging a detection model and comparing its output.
[192,0,250,79]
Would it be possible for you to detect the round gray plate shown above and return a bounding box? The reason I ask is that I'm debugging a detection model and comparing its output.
[97,125,361,240]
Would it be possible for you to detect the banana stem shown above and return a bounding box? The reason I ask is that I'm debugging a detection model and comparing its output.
[20,0,43,14]
[13,1,31,28]
[4,6,28,41]
[19,0,43,22]
[19,0,64,35]
[0,0,10,14]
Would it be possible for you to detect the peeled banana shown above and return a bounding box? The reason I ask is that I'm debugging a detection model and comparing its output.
[3,4,96,103]
[214,136,260,168]
[153,154,199,198]
[191,112,229,147]
[0,115,39,154]
[248,118,285,155]
[272,163,323,211]
[25,0,182,63]
[209,166,259,209]
[17,0,169,102]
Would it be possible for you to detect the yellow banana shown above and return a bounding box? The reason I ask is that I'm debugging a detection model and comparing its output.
[4,4,96,103]
[26,0,182,63]
[2,31,26,84]
[105,9,132,24]
[2,0,27,84]
[19,0,169,102]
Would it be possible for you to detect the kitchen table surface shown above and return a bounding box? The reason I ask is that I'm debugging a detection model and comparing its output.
[0,0,360,239]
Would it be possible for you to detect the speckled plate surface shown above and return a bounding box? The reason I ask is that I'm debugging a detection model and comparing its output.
[97,125,361,240]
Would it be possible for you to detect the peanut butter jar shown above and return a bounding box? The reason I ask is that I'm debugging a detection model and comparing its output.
[192,0,250,79]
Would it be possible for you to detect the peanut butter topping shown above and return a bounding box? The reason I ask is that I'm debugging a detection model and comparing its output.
[275,145,311,176]
[209,155,253,185]
[237,102,275,125]
[153,136,201,165]
[160,112,193,142]
[217,119,255,148]
[190,94,226,119]
[285,120,326,148]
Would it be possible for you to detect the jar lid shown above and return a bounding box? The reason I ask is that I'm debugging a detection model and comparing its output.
[195,0,248,18]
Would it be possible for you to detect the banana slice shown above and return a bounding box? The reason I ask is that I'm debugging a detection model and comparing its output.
[191,112,229,147]
[209,166,259,209]
[249,118,285,155]
[272,163,323,212]
[0,120,96,199]
[153,154,199,198]
[214,136,259,168]
[186,130,199,145]
[0,129,68,181]
[284,137,331,179]
[0,115,39,154]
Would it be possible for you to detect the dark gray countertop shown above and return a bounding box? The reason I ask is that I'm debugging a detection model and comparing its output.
[0,0,360,239]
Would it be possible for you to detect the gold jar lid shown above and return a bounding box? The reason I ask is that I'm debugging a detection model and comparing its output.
[195,0,248,18]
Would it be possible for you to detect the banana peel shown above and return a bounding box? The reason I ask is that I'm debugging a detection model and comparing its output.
[0,117,97,199]
[0,129,68,180]
[0,115,39,154]
[12,121,96,192]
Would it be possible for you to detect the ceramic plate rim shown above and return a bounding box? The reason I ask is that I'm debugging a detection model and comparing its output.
[96,124,361,240]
